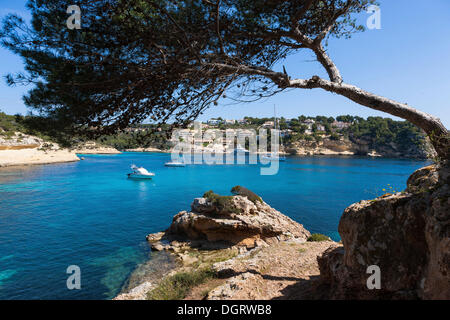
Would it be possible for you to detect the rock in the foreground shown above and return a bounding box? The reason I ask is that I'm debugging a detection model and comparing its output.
[113,187,321,300]
[206,240,339,300]
[318,164,450,299]
[146,188,310,250]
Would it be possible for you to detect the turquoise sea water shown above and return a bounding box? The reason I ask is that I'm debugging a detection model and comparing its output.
[0,152,427,299]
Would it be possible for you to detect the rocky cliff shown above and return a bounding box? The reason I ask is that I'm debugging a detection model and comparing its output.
[287,139,356,156]
[147,189,310,250]
[117,166,449,300]
[318,164,449,299]
[116,188,329,300]
[286,137,434,159]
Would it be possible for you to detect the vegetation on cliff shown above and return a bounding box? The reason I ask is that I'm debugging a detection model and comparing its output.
[202,190,240,214]
[0,112,171,150]
[230,186,263,204]
[0,112,53,141]
[344,117,427,155]
[1,110,431,158]
[147,267,217,300]
[307,234,331,242]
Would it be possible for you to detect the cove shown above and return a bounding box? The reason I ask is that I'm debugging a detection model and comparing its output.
[0,152,428,299]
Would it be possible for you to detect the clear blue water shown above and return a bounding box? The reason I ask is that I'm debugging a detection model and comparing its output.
[0,152,427,299]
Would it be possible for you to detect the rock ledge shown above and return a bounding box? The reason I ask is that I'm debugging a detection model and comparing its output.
[146,189,310,251]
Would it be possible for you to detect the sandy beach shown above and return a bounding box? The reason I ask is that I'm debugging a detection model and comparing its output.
[0,148,80,167]
[72,146,121,154]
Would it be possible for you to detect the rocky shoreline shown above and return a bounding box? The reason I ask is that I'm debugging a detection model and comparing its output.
[286,137,434,159]
[115,187,338,300]
[0,130,432,169]
[124,147,169,153]
[116,164,449,300]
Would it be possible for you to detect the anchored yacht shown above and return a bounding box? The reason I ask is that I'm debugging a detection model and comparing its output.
[127,165,155,179]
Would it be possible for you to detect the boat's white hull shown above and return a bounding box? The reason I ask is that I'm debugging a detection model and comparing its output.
[165,162,185,167]
[127,173,154,179]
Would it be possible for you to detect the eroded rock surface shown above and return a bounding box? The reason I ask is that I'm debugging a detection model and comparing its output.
[147,193,310,251]
[207,240,339,300]
[318,164,450,299]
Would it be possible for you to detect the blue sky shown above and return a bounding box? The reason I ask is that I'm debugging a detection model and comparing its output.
[0,0,449,127]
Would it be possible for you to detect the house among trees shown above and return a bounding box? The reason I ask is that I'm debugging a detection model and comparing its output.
[316,124,326,132]
[207,119,222,126]
[301,119,315,134]
[262,121,275,128]
[332,121,351,130]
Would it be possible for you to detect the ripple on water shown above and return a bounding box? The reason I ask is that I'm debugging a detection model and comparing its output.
[119,251,178,295]
[0,269,18,286]
[88,246,149,298]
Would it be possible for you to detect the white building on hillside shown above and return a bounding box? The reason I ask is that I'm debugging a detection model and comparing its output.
[207,119,222,126]
[316,124,326,132]
[262,121,274,128]
[332,121,351,130]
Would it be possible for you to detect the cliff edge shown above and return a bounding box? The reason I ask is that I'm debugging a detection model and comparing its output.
[147,188,310,250]
[116,165,449,300]
[318,164,449,299]
[116,187,339,300]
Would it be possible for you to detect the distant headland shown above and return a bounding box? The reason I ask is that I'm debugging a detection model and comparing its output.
[0,112,434,167]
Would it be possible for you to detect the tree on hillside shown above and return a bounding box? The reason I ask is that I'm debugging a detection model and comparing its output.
[336,115,355,123]
[1,0,448,159]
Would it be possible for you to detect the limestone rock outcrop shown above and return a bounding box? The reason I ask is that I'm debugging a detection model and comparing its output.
[147,189,310,250]
[318,164,450,299]
[286,136,434,159]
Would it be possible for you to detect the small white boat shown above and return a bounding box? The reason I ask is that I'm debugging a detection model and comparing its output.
[261,154,286,161]
[127,165,155,179]
[164,161,185,167]
[262,105,286,162]
[234,145,250,154]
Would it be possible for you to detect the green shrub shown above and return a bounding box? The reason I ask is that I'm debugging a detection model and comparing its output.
[203,190,239,213]
[307,233,330,242]
[329,132,341,141]
[147,267,217,300]
[230,186,262,204]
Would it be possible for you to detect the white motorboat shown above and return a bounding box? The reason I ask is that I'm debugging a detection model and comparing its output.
[234,145,250,154]
[164,161,185,167]
[127,165,155,179]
